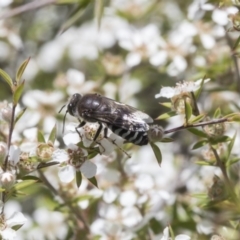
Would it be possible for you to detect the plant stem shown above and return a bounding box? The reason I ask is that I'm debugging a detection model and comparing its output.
[211,146,237,202]
[38,170,91,234]
[164,117,228,135]
[3,104,16,172]
[0,0,57,19]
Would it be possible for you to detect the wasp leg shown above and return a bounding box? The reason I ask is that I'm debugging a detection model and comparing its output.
[75,120,86,139]
[89,123,106,152]
[103,127,131,158]
[93,122,103,142]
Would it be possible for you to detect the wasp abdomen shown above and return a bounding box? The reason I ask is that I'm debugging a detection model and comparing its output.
[107,124,148,146]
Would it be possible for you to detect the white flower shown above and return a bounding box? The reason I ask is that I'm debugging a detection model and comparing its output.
[155,78,210,99]
[8,146,20,166]
[0,211,27,240]
[79,122,124,156]
[118,24,163,67]
[161,227,191,240]
[56,144,97,183]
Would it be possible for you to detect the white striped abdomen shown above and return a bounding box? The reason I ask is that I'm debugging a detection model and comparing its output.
[107,124,148,146]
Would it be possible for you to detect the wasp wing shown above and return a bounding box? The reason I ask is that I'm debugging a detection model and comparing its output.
[84,99,153,132]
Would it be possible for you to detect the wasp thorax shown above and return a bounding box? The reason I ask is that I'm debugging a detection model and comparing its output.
[67,93,82,116]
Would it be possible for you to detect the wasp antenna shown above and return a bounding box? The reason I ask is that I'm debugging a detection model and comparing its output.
[62,110,68,133]
[58,104,66,114]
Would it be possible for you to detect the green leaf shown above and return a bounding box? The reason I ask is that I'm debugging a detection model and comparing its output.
[58,0,90,34]
[0,69,13,89]
[184,100,192,124]
[209,136,231,145]
[48,124,57,143]
[13,80,25,105]
[188,114,205,124]
[94,0,104,29]
[16,57,30,83]
[160,102,172,108]
[13,179,40,191]
[169,225,175,240]
[155,111,176,120]
[37,130,46,143]
[188,128,208,138]
[195,160,213,166]
[150,142,162,166]
[226,113,240,122]
[226,157,240,166]
[12,224,24,231]
[160,137,173,142]
[22,175,41,181]
[192,140,208,150]
[195,76,206,100]
[191,193,208,199]
[76,171,82,188]
[14,107,27,126]
[233,35,240,51]
[88,176,98,188]
[87,149,99,159]
[213,108,221,118]
[226,132,236,161]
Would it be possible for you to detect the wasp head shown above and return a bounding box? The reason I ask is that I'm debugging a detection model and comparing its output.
[67,93,82,116]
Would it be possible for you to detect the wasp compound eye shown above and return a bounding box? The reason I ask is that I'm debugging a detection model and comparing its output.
[67,93,82,116]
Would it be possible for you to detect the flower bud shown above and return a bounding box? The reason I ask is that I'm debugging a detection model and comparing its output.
[172,93,193,115]
[203,121,225,138]
[0,172,15,189]
[36,142,54,162]
[147,125,164,142]
[208,175,227,201]
[0,105,12,123]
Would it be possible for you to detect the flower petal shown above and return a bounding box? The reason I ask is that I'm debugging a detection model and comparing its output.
[58,165,75,183]
[1,227,16,240]
[161,227,169,240]
[80,161,97,179]
[175,234,191,240]
[155,87,175,99]
[6,211,27,227]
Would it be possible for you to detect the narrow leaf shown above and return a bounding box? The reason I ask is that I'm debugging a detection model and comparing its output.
[88,176,98,188]
[150,142,162,166]
[159,102,172,108]
[13,80,25,105]
[189,114,205,124]
[37,131,46,143]
[155,111,176,120]
[160,137,173,142]
[184,100,192,124]
[0,69,13,89]
[94,0,104,29]
[58,0,90,34]
[192,140,208,150]
[14,107,27,125]
[16,57,30,83]
[188,128,208,138]
[48,124,57,143]
[226,132,236,161]
[213,108,221,118]
[233,35,240,51]
[14,179,40,191]
[76,171,82,188]
[227,113,240,122]
[195,76,206,99]
[226,157,240,166]
[195,160,213,166]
